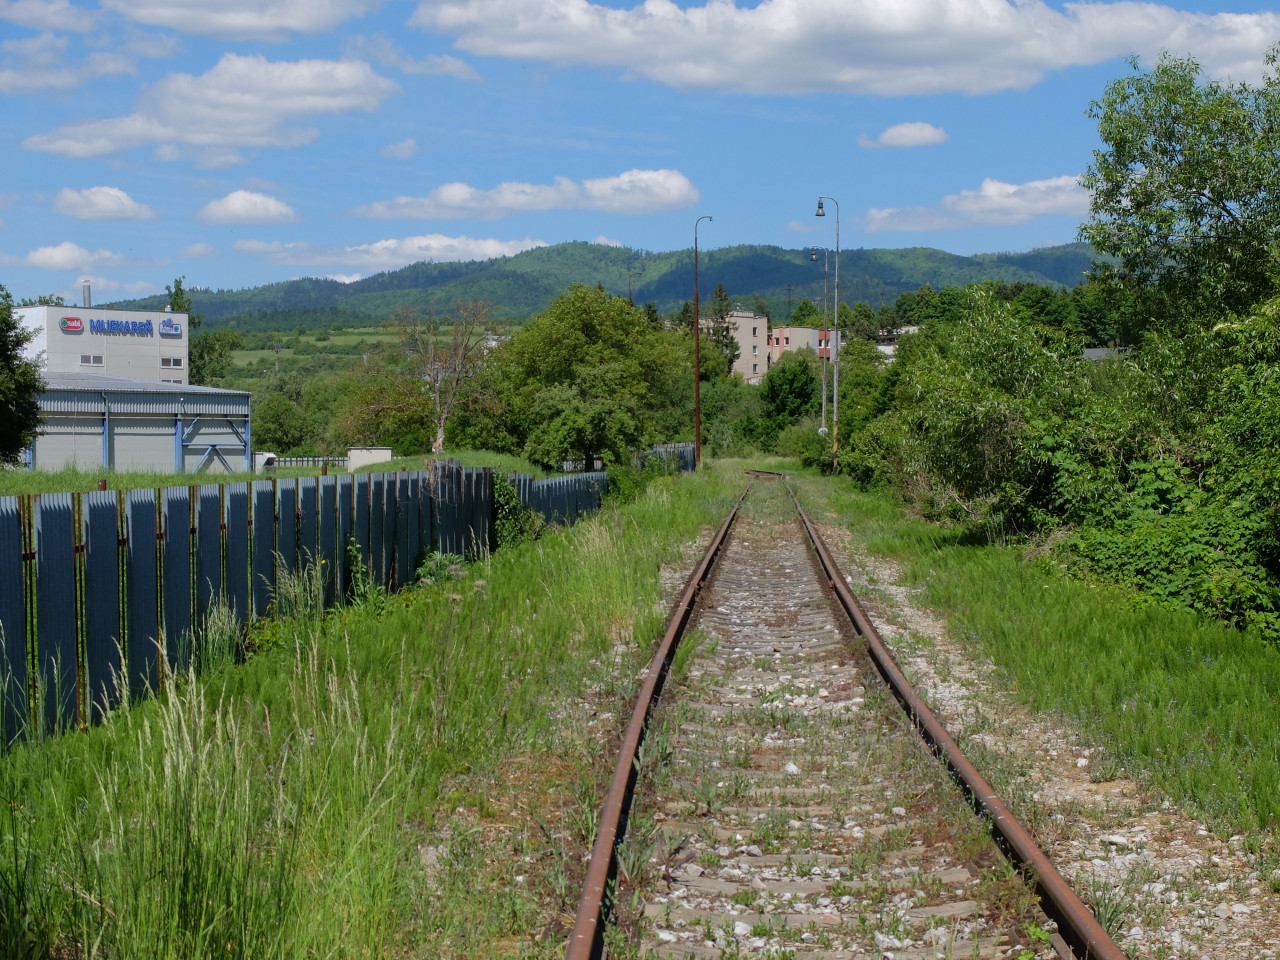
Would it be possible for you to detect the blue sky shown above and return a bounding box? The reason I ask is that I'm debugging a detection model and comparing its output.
[1,0,1277,302]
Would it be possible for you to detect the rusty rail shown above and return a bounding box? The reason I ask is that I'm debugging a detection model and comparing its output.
[788,483,1125,960]
[566,477,1125,960]
[565,485,748,960]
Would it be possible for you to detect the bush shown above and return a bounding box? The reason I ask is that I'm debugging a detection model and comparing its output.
[492,474,543,549]
[775,422,829,467]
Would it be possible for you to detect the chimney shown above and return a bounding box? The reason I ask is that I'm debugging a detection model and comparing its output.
[81,281,91,308]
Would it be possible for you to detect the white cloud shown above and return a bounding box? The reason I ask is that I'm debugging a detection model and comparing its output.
[866,175,1088,232]
[353,168,697,219]
[380,138,418,158]
[24,53,399,157]
[64,275,157,298]
[54,186,156,220]
[4,241,127,271]
[0,32,134,93]
[859,122,948,149]
[327,273,363,282]
[200,190,297,224]
[102,0,381,40]
[0,0,99,32]
[178,242,217,257]
[783,218,820,234]
[234,233,545,269]
[346,34,479,79]
[410,0,1280,96]
[592,235,621,247]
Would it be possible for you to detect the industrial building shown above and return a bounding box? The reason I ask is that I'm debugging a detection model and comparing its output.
[18,302,190,384]
[29,373,251,474]
[17,289,249,473]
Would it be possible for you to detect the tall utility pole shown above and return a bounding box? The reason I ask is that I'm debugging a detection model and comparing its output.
[693,215,712,465]
[816,196,840,471]
[785,284,793,319]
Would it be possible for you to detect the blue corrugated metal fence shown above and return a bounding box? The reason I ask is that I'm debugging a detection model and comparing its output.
[0,461,610,743]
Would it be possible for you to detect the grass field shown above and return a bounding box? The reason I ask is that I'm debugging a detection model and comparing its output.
[0,464,737,958]
[0,449,547,496]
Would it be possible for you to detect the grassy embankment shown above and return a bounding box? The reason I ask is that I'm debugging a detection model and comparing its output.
[0,450,546,497]
[0,465,739,958]
[807,480,1280,835]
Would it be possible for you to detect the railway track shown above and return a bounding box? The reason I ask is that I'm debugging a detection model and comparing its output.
[567,474,1126,960]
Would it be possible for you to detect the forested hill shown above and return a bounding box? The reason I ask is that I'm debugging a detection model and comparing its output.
[106,241,1096,330]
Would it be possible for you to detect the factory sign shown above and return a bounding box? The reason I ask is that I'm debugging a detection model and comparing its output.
[158,317,182,337]
[89,318,154,336]
[59,316,83,333]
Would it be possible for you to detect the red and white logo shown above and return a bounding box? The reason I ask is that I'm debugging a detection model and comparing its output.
[59,316,83,333]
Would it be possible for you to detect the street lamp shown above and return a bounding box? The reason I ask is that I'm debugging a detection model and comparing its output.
[815,196,840,471]
[810,245,830,432]
[693,215,712,465]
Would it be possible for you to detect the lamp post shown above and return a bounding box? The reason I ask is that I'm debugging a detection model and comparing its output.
[810,246,829,433]
[815,196,839,470]
[693,215,712,465]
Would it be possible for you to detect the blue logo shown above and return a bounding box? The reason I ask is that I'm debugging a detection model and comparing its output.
[158,317,182,338]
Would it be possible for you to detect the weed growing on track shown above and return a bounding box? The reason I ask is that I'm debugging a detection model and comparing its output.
[808,479,1280,834]
[0,466,738,958]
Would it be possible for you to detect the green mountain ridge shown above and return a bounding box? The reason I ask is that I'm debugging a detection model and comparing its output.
[106,241,1098,330]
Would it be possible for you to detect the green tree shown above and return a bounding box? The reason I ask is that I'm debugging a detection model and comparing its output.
[847,301,877,339]
[0,286,44,465]
[708,282,738,375]
[252,393,310,453]
[789,299,821,325]
[450,284,683,463]
[189,331,243,385]
[759,350,818,425]
[167,276,244,385]
[751,293,771,320]
[1080,49,1280,318]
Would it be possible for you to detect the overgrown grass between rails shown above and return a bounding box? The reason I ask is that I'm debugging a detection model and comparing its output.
[0,467,738,958]
[813,482,1280,834]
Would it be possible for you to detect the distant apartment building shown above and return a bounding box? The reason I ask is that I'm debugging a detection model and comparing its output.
[769,325,834,364]
[701,309,770,384]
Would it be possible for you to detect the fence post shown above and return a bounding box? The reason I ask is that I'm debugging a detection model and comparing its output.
[125,489,159,699]
[35,493,77,733]
[0,497,28,741]
[83,490,122,723]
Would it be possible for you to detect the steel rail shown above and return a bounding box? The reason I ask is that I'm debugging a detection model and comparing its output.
[565,485,749,960]
[787,482,1126,960]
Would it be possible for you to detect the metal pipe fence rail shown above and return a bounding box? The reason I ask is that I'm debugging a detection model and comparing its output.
[272,456,350,470]
[0,462,610,745]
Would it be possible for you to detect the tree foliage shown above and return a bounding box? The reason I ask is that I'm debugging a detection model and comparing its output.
[0,286,43,465]
[1080,49,1280,319]
[450,284,688,468]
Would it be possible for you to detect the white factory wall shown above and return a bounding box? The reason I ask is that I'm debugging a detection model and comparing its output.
[17,305,190,384]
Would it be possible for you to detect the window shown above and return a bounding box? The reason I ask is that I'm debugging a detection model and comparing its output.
[161,357,184,368]
[752,326,757,337]
[752,344,758,355]
[80,354,103,366]
[784,337,790,345]
[752,363,758,373]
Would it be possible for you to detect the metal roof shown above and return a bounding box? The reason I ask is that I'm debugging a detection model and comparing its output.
[39,372,249,417]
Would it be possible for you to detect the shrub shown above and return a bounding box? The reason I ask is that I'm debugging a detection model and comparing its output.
[492,474,543,549]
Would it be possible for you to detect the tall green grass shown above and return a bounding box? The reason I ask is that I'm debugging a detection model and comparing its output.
[0,449,546,496]
[818,484,1280,833]
[0,468,737,957]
